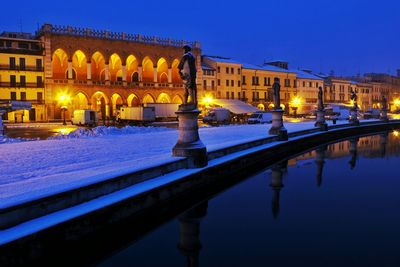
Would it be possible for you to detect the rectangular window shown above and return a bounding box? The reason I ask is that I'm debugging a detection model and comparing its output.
[226,67,229,74]
[37,76,43,87]
[226,92,230,99]
[256,77,259,85]
[267,77,271,86]
[21,92,26,101]
[211,80,215,89]
[264,77,267,86]
[231,92,234,99]
[217,67,220,73]
[238,80,241,87]
[231,80,234,87]
[238,92,241,99]
[231,68,234,74]
[19,58,26,70]
[203,80,207,89]
[243,91,246,100]
[303,81,306,87]
[238,68,241,74]
[252,92,256,101]
[11,92,17,100]
[20,75,26,87]
[226,80,229,87]
[9,57,16,69]
[256,92,260,100]
[6,41,12,48]
[18,42,29,49]
[264,92,267,100]
[10,75,16,86]
[217,79,220,86]
[242,76,246,85]
[37,92,43,103]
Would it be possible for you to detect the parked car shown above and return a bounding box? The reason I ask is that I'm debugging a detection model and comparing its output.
[71,109,97,126]
[248,112,273,124]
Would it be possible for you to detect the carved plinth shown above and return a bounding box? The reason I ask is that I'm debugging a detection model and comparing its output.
[268,109,288,141]
[172,104,207,168]
[349,108,359,125]
[380,109,389,122]
[314,109,328,131]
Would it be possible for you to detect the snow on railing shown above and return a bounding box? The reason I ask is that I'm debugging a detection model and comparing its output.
[38,24,200,48]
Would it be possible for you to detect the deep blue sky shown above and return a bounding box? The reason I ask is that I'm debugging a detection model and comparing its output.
[1,0,399,76]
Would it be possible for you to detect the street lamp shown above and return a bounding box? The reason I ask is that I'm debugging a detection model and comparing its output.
[291,96,302,117]
[58,93,71,125]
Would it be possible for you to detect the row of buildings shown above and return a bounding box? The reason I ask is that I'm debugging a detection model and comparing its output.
[1,23,399,122]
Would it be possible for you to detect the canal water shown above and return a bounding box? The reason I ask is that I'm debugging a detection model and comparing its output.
[95,131,400,267]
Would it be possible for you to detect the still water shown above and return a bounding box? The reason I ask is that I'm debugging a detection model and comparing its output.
[96,131,400,267]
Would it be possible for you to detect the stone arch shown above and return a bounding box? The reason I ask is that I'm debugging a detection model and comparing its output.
[109,53,123,82]
[126,55,139,82]
[257,103,265,111]
[172,95,183,104]
[131,72,139,82]
[52,48,69,79]
[111,93,124,117]
[171,59,181,84]
[157,93,171,103]
[91,51,106,81]
[72,50,87,80]
[72,92,89,111]
[143,93,155,104]
[91,91,110,119]
[142,56,154,82]
[157,57,169,83]
[127,93,140,107]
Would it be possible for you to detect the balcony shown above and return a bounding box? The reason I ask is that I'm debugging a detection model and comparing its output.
[48,79,184,89]
[0,64,44,72]
[0,82,44,88]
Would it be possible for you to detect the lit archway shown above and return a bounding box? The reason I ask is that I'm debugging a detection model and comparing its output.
[111,93,123,116]
[109,53,122,82]
[91,52,106,81]
[142,56,154,82]
[157,93,171,103]
[72,92,89,111]
[126,55,138,82]
[143,94,155,104]
[127,93,140,107]
[257,103,265,111]
[171,59,181,84]
[52,48,68,79]
[91,91,109,120]
[172,95,183,104]
[72,50,87,80]
[157,58,168,83]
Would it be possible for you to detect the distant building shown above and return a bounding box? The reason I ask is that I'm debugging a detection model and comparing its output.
[0,32,45,122]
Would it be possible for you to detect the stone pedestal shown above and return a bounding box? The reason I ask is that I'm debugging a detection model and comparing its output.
[349,108,359,125]
[268,109,288,141]
[314,109,328,131]
[380,109,389,122]
[172,104,207,168]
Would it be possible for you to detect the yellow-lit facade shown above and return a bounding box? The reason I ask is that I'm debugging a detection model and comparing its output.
[0,32,45,122]
[294,70,324,114]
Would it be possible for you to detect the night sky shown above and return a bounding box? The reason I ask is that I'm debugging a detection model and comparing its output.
[1,0,399,76]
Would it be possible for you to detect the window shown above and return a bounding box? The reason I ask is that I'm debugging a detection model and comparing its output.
[231,68,234,74]
[231,92,234,99]
[21,92,26,101]
[238,68,241,75]
[264,77,267,86]
[284,79,290,87]
[211,80,215,89]
[231,80,234,87]
[37,92,43,103]
[19,58,26,70]
[238,80,241,87]
[242,76,246,85]
[303,81,306,87]
[316,82,319,88]
[252,92,256,101]
[11,92,17,100]
[243,91,246,100]
[9,57,16,69]
[238,92,241,99]
[226,80,229,87]
[18,42,29,49]
[20,75,26,87]
[226,67,229,74]
[256,92,260,100]
[10,75,16,86]
[203,80,207,89]
[217,79,220,86]
[6,41,12,48]
[226,92,230,99]
[309,82,312,87]
[217,67,220,73]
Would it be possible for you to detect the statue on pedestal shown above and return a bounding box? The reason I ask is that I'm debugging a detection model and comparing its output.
[178,45,197,108]
[272,78,281,110]
[350,90,358,109]
[317,86,324,111]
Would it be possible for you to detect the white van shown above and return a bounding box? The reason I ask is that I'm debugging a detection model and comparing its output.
[248,112,273,124]
[71,109,97,126]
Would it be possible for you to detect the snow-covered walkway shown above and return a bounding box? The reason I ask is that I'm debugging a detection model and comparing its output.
[0,121,346,208]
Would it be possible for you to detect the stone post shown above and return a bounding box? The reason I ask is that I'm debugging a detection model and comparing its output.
[268,78,288,140]
[173,104,207,168]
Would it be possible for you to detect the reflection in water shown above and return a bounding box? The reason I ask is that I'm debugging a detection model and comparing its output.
[269,161,287,219]
[314,145,327,187]
[178,202,208,267]
[348,137,359,170]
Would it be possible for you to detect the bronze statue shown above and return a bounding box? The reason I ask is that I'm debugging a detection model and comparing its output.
[382,95,387,110]
[178,45,197,106]
[318,86,324,111]
[272,78,281,110]
[350,90,358,108]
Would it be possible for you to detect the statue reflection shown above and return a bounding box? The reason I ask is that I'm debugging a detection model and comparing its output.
[348,138,359,170]
[315,145,328,187]
[380,132,388,158]
[270,160,287,219]
[177,201,208,267]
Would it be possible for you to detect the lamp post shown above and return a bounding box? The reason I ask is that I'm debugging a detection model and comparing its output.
[58,93,71,125]
[61,105,67,125]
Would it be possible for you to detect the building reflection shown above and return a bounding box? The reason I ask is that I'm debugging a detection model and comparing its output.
[315,145,327,187]
[379,132,388,158]
[270,161,287,219]
[348,138,359,170]
[177,201,208,267]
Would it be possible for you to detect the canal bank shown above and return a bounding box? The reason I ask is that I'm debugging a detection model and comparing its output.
[1,120,400,260]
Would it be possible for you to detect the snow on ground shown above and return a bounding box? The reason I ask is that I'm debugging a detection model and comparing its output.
[0,120,349,208]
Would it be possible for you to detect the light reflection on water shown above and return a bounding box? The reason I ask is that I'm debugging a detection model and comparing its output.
[97,131,400,267]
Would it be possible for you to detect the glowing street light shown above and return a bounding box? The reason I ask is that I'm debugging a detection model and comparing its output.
[201,95,213,107]
[290,96,302,117]
[58,93,71,125]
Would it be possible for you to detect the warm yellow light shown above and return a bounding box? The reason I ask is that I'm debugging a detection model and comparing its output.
[393,130,399,137]
[394,99,400,106]
[291,96,302,107]
[350,99,354,106]
[58,93,71,105]
[201,95,214,106]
